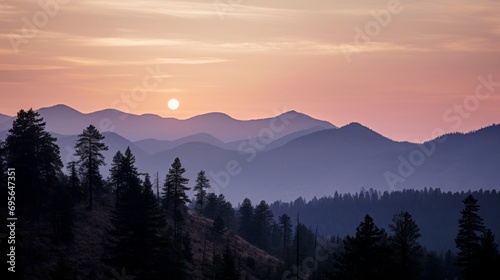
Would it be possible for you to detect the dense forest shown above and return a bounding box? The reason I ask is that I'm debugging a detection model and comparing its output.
[269,188,500,252]
[1,109,499,280]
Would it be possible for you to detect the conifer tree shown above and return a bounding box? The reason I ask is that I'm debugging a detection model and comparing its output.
[455,195,484,279]
[254,200,274,251]
[109,151,124,203]
[67,161,81,201]
[162,157,190,255]
[194,170,210,214]
[389,211,423,279]
[106,149,172,278]
[477,229,500,279]
[238,198,254,243]
[5,109,63,215]
[279,213,293,262]
[204,192,220,220]
[334,215,392,279]
[74,124,108,210]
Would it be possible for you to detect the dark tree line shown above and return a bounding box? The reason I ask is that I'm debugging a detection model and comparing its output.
[269,188,500,252]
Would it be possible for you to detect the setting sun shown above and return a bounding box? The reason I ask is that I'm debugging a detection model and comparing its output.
[168,98,179,111]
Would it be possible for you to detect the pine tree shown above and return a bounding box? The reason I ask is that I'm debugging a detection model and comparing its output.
[109,151,124,203]
[279,213,293,262]
[270,221,283,256]
[238,198,254,243]
[106,148,143,270]
[74,124,108,210]
[66,161,81,202]
[334,214,392,280]
[204,192,220,220]
[455,195,484,279]
[253,200,274,251]
[477,229,500,279]
[106,150,172,279]
[194,170,211,214]
[5,109,63,216]
[389,211,423,279]
[218,194,235,230]
[162,157,190,256]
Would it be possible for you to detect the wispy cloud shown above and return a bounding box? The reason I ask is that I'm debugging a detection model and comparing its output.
[78,0,298,21]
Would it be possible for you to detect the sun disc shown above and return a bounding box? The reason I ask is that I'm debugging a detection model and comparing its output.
[168,98,179,110]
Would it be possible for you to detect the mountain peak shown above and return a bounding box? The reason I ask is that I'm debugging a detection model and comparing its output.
[186,112,235,121]
[338,122,396,142]
[341,122,371,131]
[38,104,82,116]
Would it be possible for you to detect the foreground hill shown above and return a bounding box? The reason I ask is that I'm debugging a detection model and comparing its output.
[14,201,281,280]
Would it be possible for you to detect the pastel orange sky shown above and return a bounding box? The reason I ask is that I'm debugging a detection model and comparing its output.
[1,0,499,141]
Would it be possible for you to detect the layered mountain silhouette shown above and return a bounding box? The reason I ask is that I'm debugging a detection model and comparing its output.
[1,105,499,203]
[0,104,334,142]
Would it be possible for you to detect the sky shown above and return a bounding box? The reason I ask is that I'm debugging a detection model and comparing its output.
[1,0,499,141]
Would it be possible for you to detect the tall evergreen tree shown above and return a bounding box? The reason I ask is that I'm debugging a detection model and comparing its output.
[106,150,172,279]
[204,192,220,220]
[270,221,283,256]
[477,229,500,279]
[162,157,190,255]
[194,170,210,214]
[279,213,293,262]
[5,109,63,215]
[109,150,124,203]
[455,195,484,279]
[389,211,423,280]
[334,215,392,280]
[254,200,274,251]
[66,161,81,201]
[74,124,108,210]
[218,194,236,230]
[238,198,254,243]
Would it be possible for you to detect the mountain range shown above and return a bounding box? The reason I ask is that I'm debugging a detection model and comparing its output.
[1,105,499,203]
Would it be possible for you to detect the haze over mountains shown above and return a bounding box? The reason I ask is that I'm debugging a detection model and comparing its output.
[1,105,499,203]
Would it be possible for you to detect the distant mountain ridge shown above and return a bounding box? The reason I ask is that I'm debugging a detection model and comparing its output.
[0,104,335,142]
